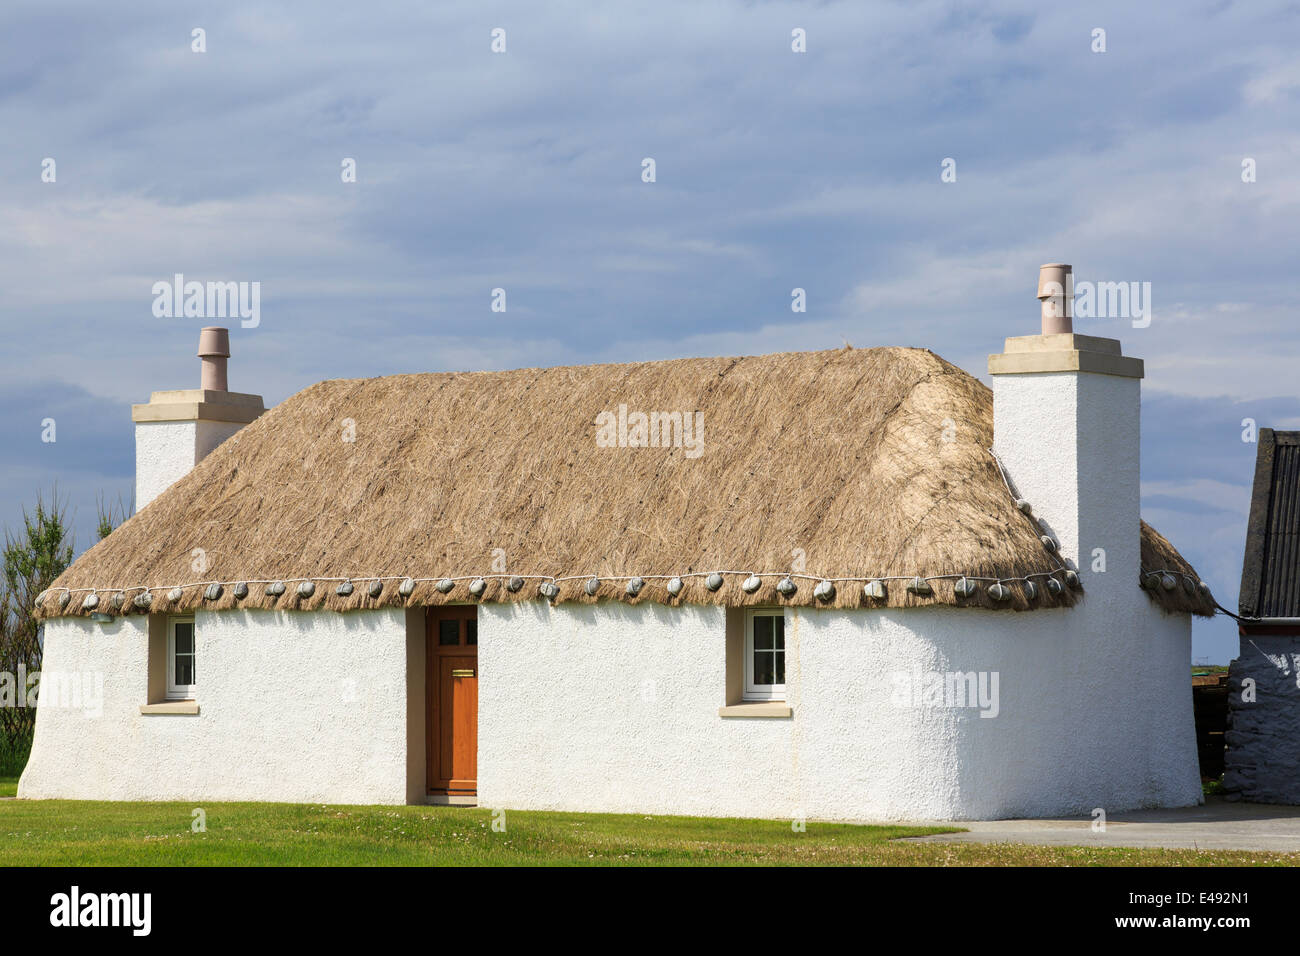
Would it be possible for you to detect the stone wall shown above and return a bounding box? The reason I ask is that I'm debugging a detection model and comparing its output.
[1224,634,1300,803]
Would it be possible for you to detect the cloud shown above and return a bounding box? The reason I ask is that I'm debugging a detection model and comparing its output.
[1,0,1298,662]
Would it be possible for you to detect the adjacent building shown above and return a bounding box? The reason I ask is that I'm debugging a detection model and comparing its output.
[1226,428,1300,804]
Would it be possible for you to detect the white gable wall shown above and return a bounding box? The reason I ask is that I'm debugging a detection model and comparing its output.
[19,608,411,804]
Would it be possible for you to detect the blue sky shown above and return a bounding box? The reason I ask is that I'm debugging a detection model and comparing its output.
[2,1,1297,661]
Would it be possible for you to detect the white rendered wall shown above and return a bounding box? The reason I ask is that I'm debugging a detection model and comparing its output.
[477,600,1201,821]
[991,370,1142,590]
[135,419,245,509]
[20,598,1198,817]
[19,609,411,804]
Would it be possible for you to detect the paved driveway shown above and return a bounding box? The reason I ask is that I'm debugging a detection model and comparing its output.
[904,798,1300,852]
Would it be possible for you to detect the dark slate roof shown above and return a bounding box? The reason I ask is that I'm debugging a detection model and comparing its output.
[1240,429,1300,618]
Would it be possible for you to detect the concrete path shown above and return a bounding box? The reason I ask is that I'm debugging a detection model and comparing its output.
[904,798,1300,852]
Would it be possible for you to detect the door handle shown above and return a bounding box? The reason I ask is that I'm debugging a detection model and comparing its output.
[451,669,475,678]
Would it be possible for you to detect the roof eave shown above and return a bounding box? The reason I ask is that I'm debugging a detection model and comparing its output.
[1238,427,1276,616]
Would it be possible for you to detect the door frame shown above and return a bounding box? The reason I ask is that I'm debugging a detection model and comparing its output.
[426,605,479,795]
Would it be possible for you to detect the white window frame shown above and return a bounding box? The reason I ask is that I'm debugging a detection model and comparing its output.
[166,616,196,700]
[743,608,786,701]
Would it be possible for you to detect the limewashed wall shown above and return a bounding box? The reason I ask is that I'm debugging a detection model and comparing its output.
[477,598,1200,821]
[21,596,1198,819]
[134,419,246,509]
[19,608,411,804]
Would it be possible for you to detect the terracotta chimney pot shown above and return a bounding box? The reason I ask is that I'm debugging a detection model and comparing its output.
[197,327,231,391]
[1037,263,1073,334]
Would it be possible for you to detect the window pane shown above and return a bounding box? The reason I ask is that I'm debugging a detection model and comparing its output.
[174,622,194,655]
[466,620,477,646]
[772,615,784,650]
[774,648,785,685]
[174,654,194,687]
[753,650,774,686]
[439,620,459,645]
[753,615,773,650]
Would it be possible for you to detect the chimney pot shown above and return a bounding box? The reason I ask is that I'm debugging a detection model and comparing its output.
[1036,263,1073,334]
[197,326,231,391]
[132,328,263,509]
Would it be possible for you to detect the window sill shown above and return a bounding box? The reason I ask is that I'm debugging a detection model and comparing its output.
[140,701,200,715]
[718,702,792,718]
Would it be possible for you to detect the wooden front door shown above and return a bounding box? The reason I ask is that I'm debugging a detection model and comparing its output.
[427,606,478,795]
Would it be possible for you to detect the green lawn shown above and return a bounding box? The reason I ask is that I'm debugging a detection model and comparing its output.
[0,777,16,799]
[0,799,1296,865]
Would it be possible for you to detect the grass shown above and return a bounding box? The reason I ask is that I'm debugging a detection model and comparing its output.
[0,778,16,799]
[0,800,1295,866]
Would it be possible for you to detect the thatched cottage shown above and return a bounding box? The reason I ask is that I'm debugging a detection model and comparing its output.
[22,265,1213,820]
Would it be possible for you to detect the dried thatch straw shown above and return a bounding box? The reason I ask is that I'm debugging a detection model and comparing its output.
[37,346,1214,619]
[1139,520,1215,615]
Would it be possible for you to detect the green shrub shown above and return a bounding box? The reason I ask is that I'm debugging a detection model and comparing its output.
[0,732,31,778]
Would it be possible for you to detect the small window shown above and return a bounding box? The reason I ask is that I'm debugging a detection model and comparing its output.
[438,619,460,646]
[744,609,785,701]
[167,617,196,700]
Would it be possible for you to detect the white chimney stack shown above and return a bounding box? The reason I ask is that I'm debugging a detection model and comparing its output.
[989,264,1144,602]
[132,327,264,509]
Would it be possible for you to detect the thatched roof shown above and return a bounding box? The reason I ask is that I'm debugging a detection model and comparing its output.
[37,347,1214,619]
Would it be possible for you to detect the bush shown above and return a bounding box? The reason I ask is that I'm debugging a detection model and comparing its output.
[0,733,31,778]
[1,491,74,757]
